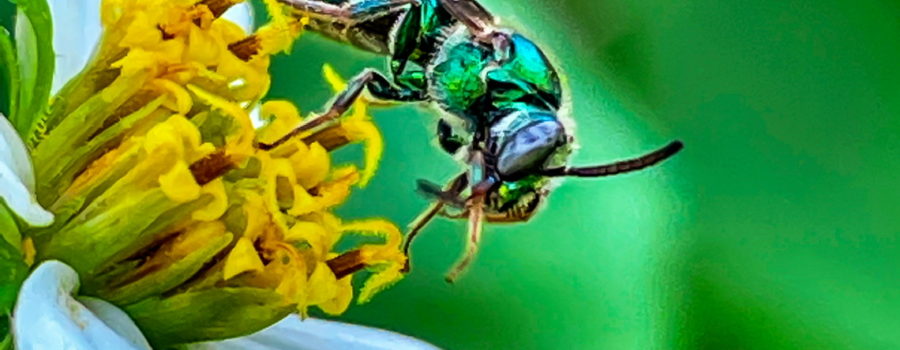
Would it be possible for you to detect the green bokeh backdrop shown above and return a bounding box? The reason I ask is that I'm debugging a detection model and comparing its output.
[4,0,900,348]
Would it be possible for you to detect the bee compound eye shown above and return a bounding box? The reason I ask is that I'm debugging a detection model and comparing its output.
[497,120,565,177]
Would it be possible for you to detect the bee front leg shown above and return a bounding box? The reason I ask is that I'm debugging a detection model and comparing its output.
[402,173,468,272]
[445,150,493,283]
[444,191,485,283]
[257,69,425,150]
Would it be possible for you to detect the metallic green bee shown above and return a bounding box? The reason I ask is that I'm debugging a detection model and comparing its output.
[264,0,684,282]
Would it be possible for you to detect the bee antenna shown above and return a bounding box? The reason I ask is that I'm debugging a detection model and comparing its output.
[543,140,684,177]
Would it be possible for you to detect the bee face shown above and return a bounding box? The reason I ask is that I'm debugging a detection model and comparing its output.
[483,176,549,222]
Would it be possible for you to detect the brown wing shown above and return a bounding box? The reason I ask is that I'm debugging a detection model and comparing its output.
[439,0,496,37]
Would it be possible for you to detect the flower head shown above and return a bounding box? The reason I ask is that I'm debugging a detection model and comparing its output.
[10,0,406,345]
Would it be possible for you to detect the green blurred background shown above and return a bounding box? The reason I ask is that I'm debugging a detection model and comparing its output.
[4,0,900,348]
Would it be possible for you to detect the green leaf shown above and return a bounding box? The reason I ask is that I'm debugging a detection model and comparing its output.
[0,233,28,316]
[0,27,19,120]
[10,0,54,140]
[0,205,21,252]
[0,332,11,350]
[125,287,295,346]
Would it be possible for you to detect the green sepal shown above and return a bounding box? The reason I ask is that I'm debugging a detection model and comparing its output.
[0,27,20,120]
[126,287,295,346]
[10,0,54,140]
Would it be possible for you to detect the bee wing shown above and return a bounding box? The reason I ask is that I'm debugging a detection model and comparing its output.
[439,0,496,37]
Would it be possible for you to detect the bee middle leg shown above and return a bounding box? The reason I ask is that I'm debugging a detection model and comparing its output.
[257,68,425,150]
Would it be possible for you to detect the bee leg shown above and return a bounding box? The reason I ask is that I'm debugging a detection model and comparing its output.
[257,69,425,150]
[401,202,443,273]
[415,179,466,207]
[402,173,468,272]
[444,192,484,283]
[445,151,493,283]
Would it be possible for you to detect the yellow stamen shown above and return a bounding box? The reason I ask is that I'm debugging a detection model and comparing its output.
[224,237,265,280]
[192,178,229,221]
[153,79,194,114]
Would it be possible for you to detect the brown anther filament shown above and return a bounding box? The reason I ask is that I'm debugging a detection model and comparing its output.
[326,249,367,279]
[157,24,175,40]
[228,36,261,61]
[199,0,239,18]
[190,151,234,185]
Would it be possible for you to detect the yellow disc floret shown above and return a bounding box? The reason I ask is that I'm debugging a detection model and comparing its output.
[25,0,405,346]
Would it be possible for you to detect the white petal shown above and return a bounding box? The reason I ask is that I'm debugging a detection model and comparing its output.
[190,315,441,350]
[0,115,51,226]
[222,2,255,34]
[0,160,53,227]
[12,261,152,350]
[47,0,250,95]
[77,297,154,350]
[0,114,35,190]
[0,115,52,226]
[48,0,102,94]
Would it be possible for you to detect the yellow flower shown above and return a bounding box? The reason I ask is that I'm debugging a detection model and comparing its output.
[20,0,405,346]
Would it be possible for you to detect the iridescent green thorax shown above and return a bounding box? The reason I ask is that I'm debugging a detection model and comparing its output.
[429,30,563,127]
[485,34,562,111]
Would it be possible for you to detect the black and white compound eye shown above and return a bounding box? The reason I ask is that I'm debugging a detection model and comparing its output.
[497,119,565,178]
